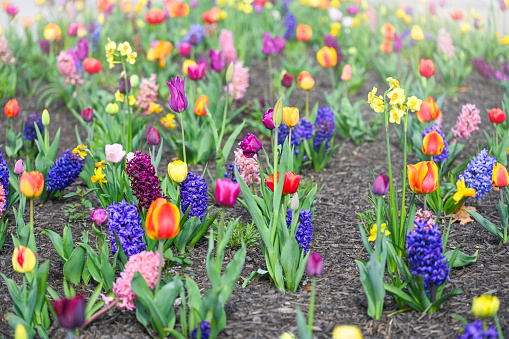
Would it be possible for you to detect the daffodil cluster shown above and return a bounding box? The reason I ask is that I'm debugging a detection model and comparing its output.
[367,77,423,124]
[105,40,137,69]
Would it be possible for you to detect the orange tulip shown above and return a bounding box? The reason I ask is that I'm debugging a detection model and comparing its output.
[4,98,19,118]
[492,163,509,188]
[422,130,445,156]
[297,71,315,90]
[316,46,337,68]
[380,39,392,53]
[83,58,102,74]
[168,2,189,17]
[19,171,44,199]
[202,7,221,23]
[145,198,180,240]
[416,96,441,123]
[296,24,312,41]
[407,161,439,194]
[381,23,395,40]
[194,95,209,116]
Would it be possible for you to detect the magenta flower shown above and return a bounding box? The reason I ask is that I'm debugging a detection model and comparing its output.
[394,33,403,52]
[39,39,50,55]
[262,32,277,55]
[188,63,206,80]
[75,38,89,61]
[372,174,390,196]
[52,295,85,330]
[119,77,131,94]
[347,5,358,15]
[282,73,294,88]
[306,253,324,276]
[146,127,161,145]
[90,208,108,227]
[81,108,94,122]
[5,3,18,17]
[209,49,225,72]
[67,23,78,37]
[179,42,191,56]
[214,178,240,207]
[262,108,275,130]
[273,36,286,53]
[240,133,263,158]
[166,76,188,113]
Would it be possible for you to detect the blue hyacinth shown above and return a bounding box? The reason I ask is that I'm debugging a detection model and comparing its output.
[180,171,208,221]
[313,106,335,151]
[406,218,449,294]
[421,125,450,163]
[180,24,205,46]
[286,207,314,253]
[191,320,211,339]
[107,200,146,258]
[458,320,498,339]
[23,113,44,141]
[46,150,85,193]
[278,118,314,155]
[224,163,237,183]
[0,147,9,207]
[283,12,297,40]
[88,22,101,52]
[463,149,497,200]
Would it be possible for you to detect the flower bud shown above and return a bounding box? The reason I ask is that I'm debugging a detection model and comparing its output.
[262,108,275,130]
[290,193,299,211]
[14,159,24,175]
[19,171,44,199]
[372,174,390,195]
[90,209,108,227]
[488,108,506,124]
[179,42,191,56]
[168,160,188,183]
[283,107,299,127]
[14,324,28,339]
[240,133,263,158]
[226,61,234,83]
[4,98,20,118]
[119,77,131,94]
[306,252,324,276]
[273,94,284,127]
[281,73,294,88]
[146,127,161,145]
[81,108,94,122]
[105,103,119,115]
[332,325,363,339]
[42,109,50,126]
[130,74,140,87]
[472,295,500,319]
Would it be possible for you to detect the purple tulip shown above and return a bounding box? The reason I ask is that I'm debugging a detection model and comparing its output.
[306,253,324,276]
[81,108,94,122]
[67,23,78,37]
[179,42,191,56]
[240,133,263,158]
[119,77,131,94]
[209,49,225,72]
[166,76,188,113]
[262,32,277,55]
[146,127,161,145]
[273,36,286,53]
[52,295,85,330]
[90,209,108,227]
[262,109,275,130]
[394,33,403,53]
[347,5,358,15]
[39,39,50,55]
[372,174,390,196]
[14,159,24,175]
[75,38,89,61]
[188,63,206,80]
[282,73,294,88]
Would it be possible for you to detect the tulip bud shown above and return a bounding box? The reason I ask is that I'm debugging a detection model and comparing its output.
[372,174,390,195]
[67,22,78,36]
[14,159,24,175]
[492,163,509,188]
[341,64,352,81]
[90,209,108,227]
[179,42,191,56]
[105,103,119,115]
[12,245,37,273]
[168,160,188,183]
[4,98,20,118]
[281,73,294,88]
[146,127,161,145]
[306,252,324,276]
[472,295,500,319]
[52,295,86,330]
[14,324,28,339]
[419,59,435,78]
[290,193,299,211]
[240,133,263,158]
[81,108,94,122]
[119,77,131,94]
[215,178,240,207]
[262,108,275,130]
[41,109,50,127]
[226,61,234,83]
[332,325,363,339]
[273,95,284,127]
[130,74,140,87]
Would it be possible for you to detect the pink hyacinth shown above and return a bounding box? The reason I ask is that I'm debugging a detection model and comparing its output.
[226,61,249,100]
[415,209,435,230]
[112,250,160,310]
[437,28,455,59]
[234,148,260,186]
[219,29,237,66]
[56,50,83,86]
[135,74,160,114]
[365,8,377,30]
[451,103,481,140]
[0,183,6,219]
[0,36,15,65]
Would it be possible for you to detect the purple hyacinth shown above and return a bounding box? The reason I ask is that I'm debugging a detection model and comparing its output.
[278,118,314,155]
[180,171,208,221]
[324,34,344,63]
[286,207,314,253]
[472,56,495,82]
[458,320,498,339]
[313,106,335,151]
[0,147,9,207]
[224,163,237,183]
[75,38,89,61]
[88,22,101,52]
[107,199,146,258]
[407,218,449,295]
[191,320,211,339]
[283,12,297,40]
[180,24,205,46]
[463,149,496,200]
[23,113,44,141]
[125,150,165,210]
[421,125,449,163]
[46,150,85,192]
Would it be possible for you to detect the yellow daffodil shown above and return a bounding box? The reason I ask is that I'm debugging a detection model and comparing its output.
[370,96,385,113]
[147,102,163,114]
[387,88,405,106]
[115,90,124,102]
[105,39,116,55]
[91,167,108,185]
[72,145,87,158]
[389,106,405,124]
[368,223,390,241]
[330,22,341,36]
[407,96,423,112]
[500,35,509,45]
[367,87,377,104]
[95,160,106,169]
[118,42,132,56]
[161,113,176,129]
[386,77,400,90]
[126,52,137,64]
[128,95,136,105]
[452,178,476,202]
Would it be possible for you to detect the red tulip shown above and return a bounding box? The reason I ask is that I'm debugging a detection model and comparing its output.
[83,58,102,74]
[4,98,19,118]
[416,96,441,123]
[489,108,506,124]
[419,59,435,78]
[146,9,165,24]
[422,130,445,156]
[265,171,300,195]
[492,163,509,188]
[146,127,161,145]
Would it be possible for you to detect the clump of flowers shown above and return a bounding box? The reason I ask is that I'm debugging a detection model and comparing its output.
[451,103,481,140]
[135,73,159,113]
[23,113,44,141]
[0,183,6,218]
[112,250,160,310]
[226,61,250,100]
[105,40,137,69]
[181,24,205,46]
[46,150,85,193]
[191,320,211,339]
[437,28,455,59]
[219,29,237,66]
[313,106,335,151]
[286,208,314,253]
[107,199,146,258]
[283,12,297,40]
[462,149,497,200]
[278,118,314,154]
[56,49,83,86]
[0,147,9,207]
[472,56,495,82]
[421,125,450,163]
[0,35,16,65]
[406,218,449,295]
[125,150,165,210]
[234,148,260,186]
[458,320,498,339]
[180,171,208,221]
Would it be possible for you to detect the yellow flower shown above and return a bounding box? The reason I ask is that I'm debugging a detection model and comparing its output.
[370,96,385,113]
[91,167,108,184]
[367,87,377,104]
[460,23,471,34]
[118,42,132,56]
[135,0,147,13]
[128,95,136,105]
[499,35,509,45]
[95,160,106,169]
[243,4,253,13]
[107,56,115,69]
[403,14,412,24]
[407,96,422,112]
[182,59,197,75]
[14,323,28,339]
[136,18,145,29]
[168,160,188,183]
[148,102,163,114]
[386,77,399,90]
[105,103,119,115]
[472,295,500,319]
[387,88,405,106]
[161,113,176,129]
[72,145,87,158]
[395,9,405,18]
[105,39,116,54]
[115,90,124,102]
[98,13,105,25]
[220,10,227,19]
[330,22,341,36]
[12,246,37,274]
[389,106,405,124]
[368,223,390,241]
[126,52,137,64]
[332,325,363,339]
[410,25,424,41]
[452,178,476,202]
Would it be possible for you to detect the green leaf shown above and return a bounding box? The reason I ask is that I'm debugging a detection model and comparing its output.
[63,247,86,285]
[444,249,478,268]
[296,307,311,339]
[242,269,268,288]
[41,230,66,262]
[467,210,503,240]
[62,224,74,259]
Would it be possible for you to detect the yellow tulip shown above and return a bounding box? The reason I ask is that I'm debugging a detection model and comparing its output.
[283,107,299,127]
[410,25,424,41]
[12,246,37,273]
[472,295,500,319]
[168,160,188,183]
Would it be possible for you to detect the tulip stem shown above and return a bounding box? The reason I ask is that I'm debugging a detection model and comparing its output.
[87,122,91,144]
[218,83,229,151]
[44,128,49,152]
[308,276,316,336]
[155,240,164,296]
[384,103,398,254]
[217,206,226,271]
[30,198,34,230]
[179,113,187,163]
[271,127,279,244]
[328,68,335,90]
[399,113,409,245]
[305,91,310,120]
[288,128,292,159]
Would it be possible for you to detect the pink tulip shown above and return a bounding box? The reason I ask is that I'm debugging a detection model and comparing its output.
[105,144,126,163]
[341,64,352,81]
[214,178,240,207]
[188,63,206,81]
[67,22,78,37]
